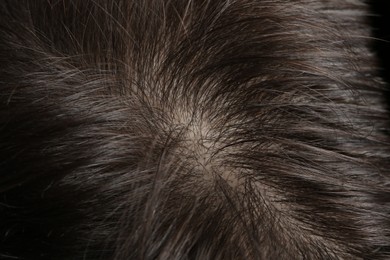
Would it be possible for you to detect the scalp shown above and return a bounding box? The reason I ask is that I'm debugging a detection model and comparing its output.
[0,0,390,259]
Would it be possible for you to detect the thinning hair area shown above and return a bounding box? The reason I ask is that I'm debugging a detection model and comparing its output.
[0,0,389,259]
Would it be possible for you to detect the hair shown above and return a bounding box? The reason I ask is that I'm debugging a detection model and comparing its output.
[0,0,389,259]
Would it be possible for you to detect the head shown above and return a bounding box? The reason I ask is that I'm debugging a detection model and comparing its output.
[0,0,389,259]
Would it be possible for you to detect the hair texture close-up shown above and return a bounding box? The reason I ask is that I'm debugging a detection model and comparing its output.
[0,0,390,259]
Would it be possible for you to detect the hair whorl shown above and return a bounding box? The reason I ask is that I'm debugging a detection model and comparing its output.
[0,0,389,259]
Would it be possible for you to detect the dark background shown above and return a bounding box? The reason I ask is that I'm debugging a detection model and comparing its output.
[370,1,390,86]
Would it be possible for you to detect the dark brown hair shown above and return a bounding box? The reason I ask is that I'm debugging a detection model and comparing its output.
[0,0,389,259]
